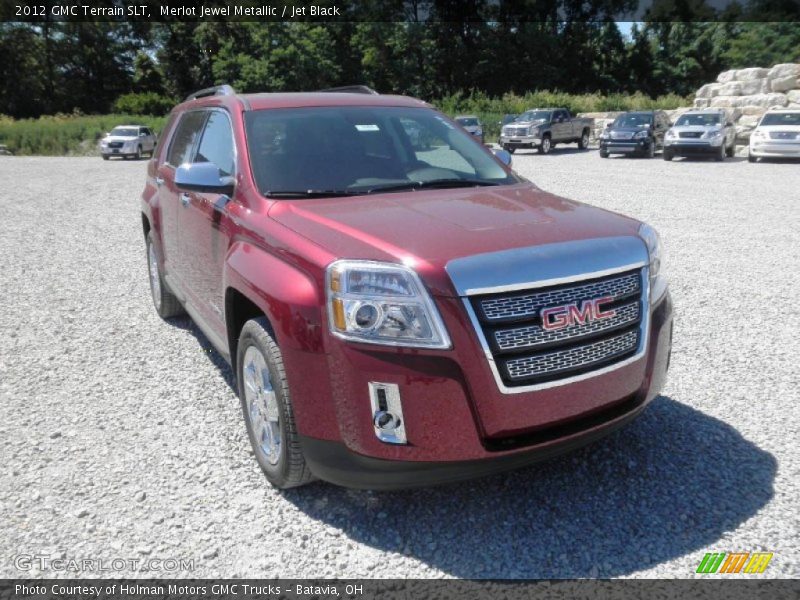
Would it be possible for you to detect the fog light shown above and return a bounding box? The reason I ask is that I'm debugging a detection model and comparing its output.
[368,382,407,444]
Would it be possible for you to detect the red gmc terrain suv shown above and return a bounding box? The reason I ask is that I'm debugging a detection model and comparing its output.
[141,85,673,489]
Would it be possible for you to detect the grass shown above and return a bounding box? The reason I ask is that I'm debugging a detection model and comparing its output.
[0,90,692,154]
[0,113,168,156]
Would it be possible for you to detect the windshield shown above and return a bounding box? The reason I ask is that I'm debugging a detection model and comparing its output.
[245,106,517,197]
[760,112,800,126]
[613,113,653,128]
[515,111,551,123]
[675,113,721,127]
[456,117,479,126]
[110,127,139,137]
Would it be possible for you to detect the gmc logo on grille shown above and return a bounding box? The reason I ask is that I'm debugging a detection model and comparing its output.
[540,296,616,331]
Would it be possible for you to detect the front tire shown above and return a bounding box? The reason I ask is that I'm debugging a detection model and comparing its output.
[102,154,109,161]
[663,148,674,161]
[146,233,184,319]
[599,148,609,158]
[578,130,590,150]
[714,143,725,162]
[726,143,735,157]
[748,152,757,163]
[135,145,142,160]
[538,135,552,155]
[504,145,516,154]
[646,139,655,158]
[237,318,314,489]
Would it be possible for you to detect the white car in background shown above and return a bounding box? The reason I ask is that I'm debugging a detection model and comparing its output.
[749,109,800,162]
[100,125,157,160]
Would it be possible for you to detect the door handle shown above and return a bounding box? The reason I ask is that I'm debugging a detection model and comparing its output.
[180,192,191,206]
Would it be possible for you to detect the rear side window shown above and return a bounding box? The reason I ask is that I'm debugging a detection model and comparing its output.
[167,111,207,166]
[195,111,235,176]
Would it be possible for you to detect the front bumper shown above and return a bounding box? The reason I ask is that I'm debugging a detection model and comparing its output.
[600,138,653,154]
[749,140,800,158]
[500,135,541,147]
[664,140,722,155]
[289,288,673,489]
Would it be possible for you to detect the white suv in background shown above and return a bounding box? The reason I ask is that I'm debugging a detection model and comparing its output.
[100,125,157,160]
[749,109,800,162]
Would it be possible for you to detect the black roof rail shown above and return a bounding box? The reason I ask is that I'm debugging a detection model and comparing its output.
[316,85,378,95]
[184,84,236,102]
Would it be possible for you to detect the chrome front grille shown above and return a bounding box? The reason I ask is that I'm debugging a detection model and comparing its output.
[505,330,639,381]
[493,301,639,351]
[611,131,634,140]
[469,269,645,388]
[480,271,640,322]
[678,131,703,139]
[503,126,529,137]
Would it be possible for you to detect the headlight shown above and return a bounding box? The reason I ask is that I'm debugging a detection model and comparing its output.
[703,129,723,139]
[475,128,482,135]
[326,260,451,348]
[634,130,649,139]
[752,130,766,139]
[666,129,676,138]
[528,126,539,135]
[638,223,666,300]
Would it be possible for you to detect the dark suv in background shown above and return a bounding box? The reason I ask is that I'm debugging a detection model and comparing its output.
[599,111,670,158]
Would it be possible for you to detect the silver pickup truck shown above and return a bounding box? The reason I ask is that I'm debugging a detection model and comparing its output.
[500,108,593,155]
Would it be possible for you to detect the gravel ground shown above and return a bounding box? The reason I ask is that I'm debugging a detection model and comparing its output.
[0,152,797,579]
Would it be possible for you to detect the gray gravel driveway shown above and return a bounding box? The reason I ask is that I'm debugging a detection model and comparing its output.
[0,152,797,578]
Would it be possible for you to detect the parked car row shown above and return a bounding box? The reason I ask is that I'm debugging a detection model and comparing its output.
[499,106,800,163]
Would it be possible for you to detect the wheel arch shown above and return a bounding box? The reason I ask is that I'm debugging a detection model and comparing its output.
[223,241,325,374]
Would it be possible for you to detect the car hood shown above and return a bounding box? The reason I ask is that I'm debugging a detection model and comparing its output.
[755,124,800,132]
[269,183,641,296]
[506,119,547,128]
[609,126,649,133]
[672,124,721,132]
[103,136,139,142]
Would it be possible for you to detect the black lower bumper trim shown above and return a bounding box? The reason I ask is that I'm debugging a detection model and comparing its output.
[299,395,651,490]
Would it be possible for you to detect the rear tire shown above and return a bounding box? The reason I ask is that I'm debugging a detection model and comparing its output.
[538,135,552,155]
[146,233,184,319]
[578,130,590,150]
[237,318,315,489]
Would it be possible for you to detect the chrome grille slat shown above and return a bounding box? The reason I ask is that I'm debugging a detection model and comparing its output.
[480,271,640,322]
[505,330,639,381]
[493,301,640,351]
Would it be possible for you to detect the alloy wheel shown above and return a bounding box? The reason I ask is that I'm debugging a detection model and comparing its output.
[242,346,282,465]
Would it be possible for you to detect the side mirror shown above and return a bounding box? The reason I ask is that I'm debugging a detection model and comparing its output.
[493,148,512,167]
[175,163,234,196]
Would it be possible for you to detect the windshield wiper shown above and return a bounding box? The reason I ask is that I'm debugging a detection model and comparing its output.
[265,190,365,199]
[365,179,500,194]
